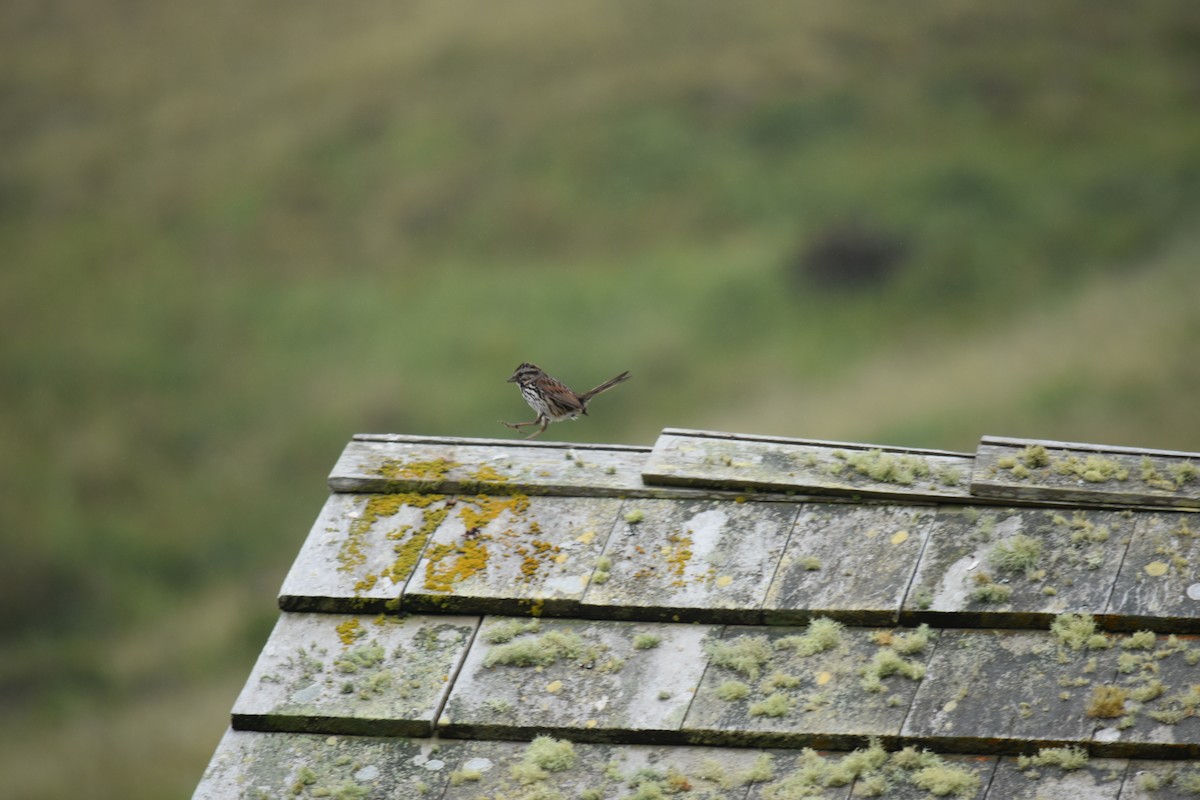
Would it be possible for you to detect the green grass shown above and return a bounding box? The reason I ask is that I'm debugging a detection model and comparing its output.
[3,1,1200,796]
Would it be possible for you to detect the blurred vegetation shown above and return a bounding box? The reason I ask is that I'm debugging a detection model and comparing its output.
[2,0,1199,797]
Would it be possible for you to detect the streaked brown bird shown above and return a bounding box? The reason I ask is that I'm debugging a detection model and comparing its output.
[501,362,631,440]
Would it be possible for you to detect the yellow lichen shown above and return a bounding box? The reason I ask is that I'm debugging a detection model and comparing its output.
[336,618,365,646]
[372,457,460,483]
[665,532,693,587]
[469,465,508,483]
[423,538,490,593]
[518,539,562,582]
[353,574,379,593]
[458,494,530,531]
[381,501,449,585]
[338,493,444,581]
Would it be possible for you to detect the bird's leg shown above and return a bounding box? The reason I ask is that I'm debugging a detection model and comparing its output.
[523,418,551,440]
[501,418,540,430]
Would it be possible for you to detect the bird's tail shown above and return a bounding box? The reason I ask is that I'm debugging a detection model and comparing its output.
[580,371,631,403]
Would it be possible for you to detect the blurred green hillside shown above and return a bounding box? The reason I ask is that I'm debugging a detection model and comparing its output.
[3,1,1200,797]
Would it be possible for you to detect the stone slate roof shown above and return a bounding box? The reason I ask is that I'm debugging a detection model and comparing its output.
[195,429,1200,799]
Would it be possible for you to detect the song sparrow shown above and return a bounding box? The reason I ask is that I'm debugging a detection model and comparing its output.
[501,362,631,439]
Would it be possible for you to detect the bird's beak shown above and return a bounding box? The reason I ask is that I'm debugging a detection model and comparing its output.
[507,374,517,383]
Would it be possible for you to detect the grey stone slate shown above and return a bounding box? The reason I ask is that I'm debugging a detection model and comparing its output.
[1091,632,1200,758]
[684,623,937,750]
[985,755,1127,799]
[440,616,721,743]
[764,504,936,626]
[971,437,1200,510]
[192,729,455,799]
[231,612,477,737]
[331,436,657,496]
[903,506,1133,628]
[1119,761,1200,798]
[403,495,621,616]
[643,428,975,502]
[1107,512,1200,633]
[743,749,855,799]
[580,498,798,623]
[278,492,454,613]
[902,628,1122,752]
[851,754,996,799]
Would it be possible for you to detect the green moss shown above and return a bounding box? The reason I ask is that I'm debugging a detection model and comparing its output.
[1131,679,1166,702]
[890,623,932,655]
[1051,613,1109,651]
[826,739,888,785]
[1017,746,1088,772]
[293,765,318,791]
[749,692,793,717]
[483,697,514,714]
[1087,684,1128,718]
[1020,444,1052,468]
[1052,453,1129,482]
[483,629,602,668]
[798,555,822,570]
[449,769,482,785]
[624,509,645,524]
[738,752,775,784]
[483,618,541,644]
[988,533,1043,575]
[860,648,925,692]
[524,736,576,771]
[706,634,772,680]
[333,640,386,674]
[595,555,613,571]
[936,464,962,486]
[969,582,1012,604]
[837,448,931,485]
[1122,630,1157,650]
[632,633,661,650]
[774,617,844,656]
[715,680,751,701]
[909,765,980,798]
[762,670,802,690]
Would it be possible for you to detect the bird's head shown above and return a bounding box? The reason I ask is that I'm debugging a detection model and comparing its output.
[508,363,539,383]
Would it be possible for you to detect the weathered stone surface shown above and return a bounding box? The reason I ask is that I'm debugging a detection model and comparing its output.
[985,755,1127,799]
[440,616,720,742]
[744,749,855,799]
[192,729,455,799]
[1090,632,1200,758]
[332,436,656,496]
[742,747,996,799]
[231,612,477,737]
[684,623,937,749]
[580,498,797,623]
[971,437,1200,510]
[764,504,935,626]
[903,506,1132,628]
[278,492,454,613]
[438,739,766,800]
[849,753,996,799]
[403,495,621,616]
[1106,512,1200,633]
[903,629,1121,752]
[644,428,975,501]
[1120,761,1200,798]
